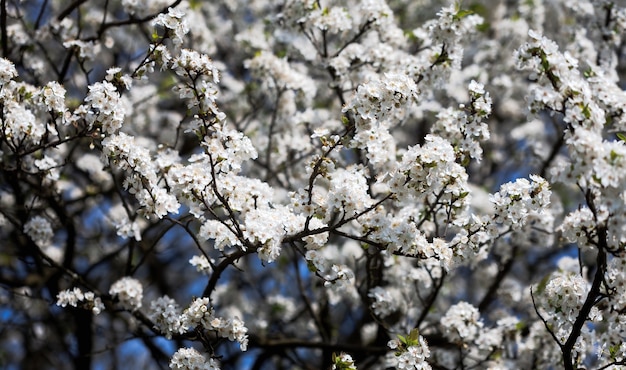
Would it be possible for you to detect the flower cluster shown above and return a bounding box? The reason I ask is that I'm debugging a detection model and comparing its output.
[368,285,402,318]
[326,166,373,219]
[389,134,470,215]
[56,287,105,315]
[109,276,143,310]
[148,295,185,339]
[309,7,352,34]
[413,4,484,88]
[431,80,492,162]
[152,7,189,47]
[102,132,180,219]
[387,330,432,370]
[169,347,220,370]
[23,216,54,247]
[63,40,100,62]
[83,81,126,134]
[189,255,213,275]
[489,175,551,230]
[344,73,419,167]
[306,248,359,305]
[332,352,357,370]
[3,101,43,144]
[177,297,249,351]
[199,124,258,174]
[107,203,143,241]
[534,259,600,362]
[515,29,604,131]
[173,50,223,117]
[40,81,66,115]
[0,58,17,84]
[441,301,483,343]
[10,1,626,369]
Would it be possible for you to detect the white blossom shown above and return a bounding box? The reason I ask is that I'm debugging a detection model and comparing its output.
[153,7,189,47]
[109,277,143,310]
[189,255,213,275]
[0,57,17,84]
[441,302,483,342]
[24,216,54,247]
[169,347,220,370]
[56,287,104,315]
[149,295,185,339]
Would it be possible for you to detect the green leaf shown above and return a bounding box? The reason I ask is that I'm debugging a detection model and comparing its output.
[455,9,474,19]
[397,334,407,344]
[616,132,626,142]
[476,21,490,32]
[581,104,591,120]
[610,149,621,162]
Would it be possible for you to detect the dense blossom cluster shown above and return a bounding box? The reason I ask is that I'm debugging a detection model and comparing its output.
[2,0,626,369]
[56,287,105,315]
[108,277,144,310]
[387,330,432,370]
[169,347,220,370]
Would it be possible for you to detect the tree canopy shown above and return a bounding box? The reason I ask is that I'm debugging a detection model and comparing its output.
[1,0,626,369]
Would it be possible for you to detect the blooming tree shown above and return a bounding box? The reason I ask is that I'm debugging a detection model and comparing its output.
[1,0,626,369]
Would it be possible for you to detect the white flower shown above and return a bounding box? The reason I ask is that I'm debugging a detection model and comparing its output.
[181,297,212,328]
[174,49,219,82]
[189,255,213,275]
[387,333,432,370]
[441,301,483,342]
[137,187,180,219]
[56,288,104,315]
[153,7,189,47]
[85,81,125,134]
[308,7,353,33]
[368,286,400,318]
[490,175,551,229]
[468,80,485,95]
[359,0,393,25]
[169,347,220,370]
[34,155,60,181]
[107,203,142,241]
[109,277,143,310]
[332,352,357,370]
[0,57,17,84]
[63,40,100,61]
[3,101,43,142]
[56,287,84,307]
[243,206,305,263]
[149,295,185,339]
[24,216,54,247]
[41,81,66,114]
[327,167,373,218]
[180,298,248,351]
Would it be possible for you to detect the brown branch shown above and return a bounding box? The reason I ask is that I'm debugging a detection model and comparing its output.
[561,190,608,370]
[202,249,250,299]
[561,239,606,370]
[1,0,7,58]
